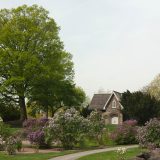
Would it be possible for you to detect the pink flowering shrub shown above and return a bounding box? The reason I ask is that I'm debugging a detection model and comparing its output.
[110,120,138,145]
[137,118,160,148]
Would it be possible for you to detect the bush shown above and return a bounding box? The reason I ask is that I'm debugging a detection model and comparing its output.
[0,135,5,151]
[45,108,89,149]
[27,130,45,149]
[110,120,138,145]
[23,118,49,148]
[87,111,105,145]
[0,122,11,140]
[5,136,17,155]
[137,118,160,148]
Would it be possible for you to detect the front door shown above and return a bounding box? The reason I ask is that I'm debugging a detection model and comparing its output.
[111,116,118,124]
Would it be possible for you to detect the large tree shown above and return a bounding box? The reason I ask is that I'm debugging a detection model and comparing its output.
[121,90,160,125]
[0,5,74,121]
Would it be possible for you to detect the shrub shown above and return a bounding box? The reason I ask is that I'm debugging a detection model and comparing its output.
[27,130,45,148]
[15,137,22,152]
[23,118,49,148]
[137,118,160,148]
[0,135,5,151]
[5,136,17,155]
[111,120,138,145]
[0,122,11,140]
[45,108,89,149]
[87,111,105,145]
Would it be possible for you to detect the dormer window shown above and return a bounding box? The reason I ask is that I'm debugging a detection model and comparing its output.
[112,100,116,108]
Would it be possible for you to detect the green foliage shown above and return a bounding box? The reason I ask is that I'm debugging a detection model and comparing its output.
[143,74,160,101]
[0,102,20,121]
[0,122,11,140]
[87,111,105,145]
[0,5,74,121]
[16,137,22,152]
[121,90,160,125]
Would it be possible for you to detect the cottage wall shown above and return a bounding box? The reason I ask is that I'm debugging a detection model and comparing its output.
[102,95,123,125]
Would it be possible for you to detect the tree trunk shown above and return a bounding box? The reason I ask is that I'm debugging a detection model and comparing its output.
[45,106,48,118]
[51,107,54,117]
[19,96,27,122]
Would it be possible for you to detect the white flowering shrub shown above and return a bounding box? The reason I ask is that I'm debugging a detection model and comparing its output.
[116,147,127,160]
[87,111,105,145]
[137,118,160,149]
[5,136,17,155]
[45,108,89,149]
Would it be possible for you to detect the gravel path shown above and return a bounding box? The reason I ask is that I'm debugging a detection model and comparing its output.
[49,145,138,160]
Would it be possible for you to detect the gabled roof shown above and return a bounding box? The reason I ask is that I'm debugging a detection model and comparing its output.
[103,91,122,110]
[89,93,111,110]
[89,91,122,110]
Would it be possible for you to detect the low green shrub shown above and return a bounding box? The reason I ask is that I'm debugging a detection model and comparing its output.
[0,122,11,140]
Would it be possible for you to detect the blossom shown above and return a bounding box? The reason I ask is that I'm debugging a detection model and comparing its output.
[116,147,127,154]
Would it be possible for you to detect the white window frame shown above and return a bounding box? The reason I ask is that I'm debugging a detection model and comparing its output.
[112,100,116,108]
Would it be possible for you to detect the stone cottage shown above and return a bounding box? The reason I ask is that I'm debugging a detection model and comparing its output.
[89,91,123,125]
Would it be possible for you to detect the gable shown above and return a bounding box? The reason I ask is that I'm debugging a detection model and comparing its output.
[89,94,111,110]
[103,91,123,110]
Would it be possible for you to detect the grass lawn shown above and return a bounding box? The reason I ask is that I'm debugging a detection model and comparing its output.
[78,147,143,160]
[0,150,76,160]
[9,127,22,134]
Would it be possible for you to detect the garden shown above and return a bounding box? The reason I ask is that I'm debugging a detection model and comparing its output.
[1,4,160,160]
[1,108,160,160]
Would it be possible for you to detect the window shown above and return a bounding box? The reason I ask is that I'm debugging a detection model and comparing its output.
[112,100,116,108]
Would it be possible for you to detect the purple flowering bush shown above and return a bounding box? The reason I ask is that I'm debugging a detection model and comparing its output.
[110,120,138,145]
[23,118,49,148]
[45,108,89,149]
[27,130,45,146]
[137,118,160,148]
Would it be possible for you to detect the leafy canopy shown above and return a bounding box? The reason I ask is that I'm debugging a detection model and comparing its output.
[0,5,74,120]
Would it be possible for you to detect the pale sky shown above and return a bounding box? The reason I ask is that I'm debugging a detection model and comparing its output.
[0,0,160,97]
